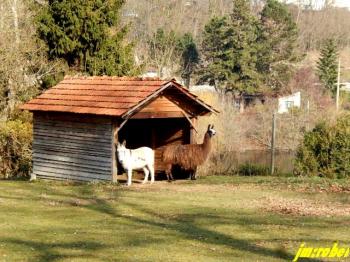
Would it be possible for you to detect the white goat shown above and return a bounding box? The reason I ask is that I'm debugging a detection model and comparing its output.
[116,140,155,186]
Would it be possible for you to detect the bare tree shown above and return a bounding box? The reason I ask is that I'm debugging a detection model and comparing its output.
[0,0,63,120]
[10,0,20,44]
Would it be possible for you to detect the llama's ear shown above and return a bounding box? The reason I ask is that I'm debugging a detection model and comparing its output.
[122,140,126,146]
[207,124,211,130]
[211,125,214,129]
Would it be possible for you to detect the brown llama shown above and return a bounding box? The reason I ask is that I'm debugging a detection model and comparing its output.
[162,124,216,181]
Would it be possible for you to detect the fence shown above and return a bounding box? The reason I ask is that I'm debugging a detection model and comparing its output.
[231,150,295,174]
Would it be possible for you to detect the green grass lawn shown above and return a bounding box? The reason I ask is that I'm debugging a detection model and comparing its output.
[0,176,349,262]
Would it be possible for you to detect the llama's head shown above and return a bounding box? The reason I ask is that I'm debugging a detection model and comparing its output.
[116,140,127,162]
[207,124,216,137]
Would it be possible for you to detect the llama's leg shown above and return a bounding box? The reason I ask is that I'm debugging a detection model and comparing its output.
[149,164,155,184]
[165,164,173,182]
[169,167,174,181]
[142,167,149,184]
[191,167,197,180]
[127,169,132,186]
[187,171,192,180]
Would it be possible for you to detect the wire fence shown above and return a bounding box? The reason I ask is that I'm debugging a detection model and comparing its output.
[230,150,295,174]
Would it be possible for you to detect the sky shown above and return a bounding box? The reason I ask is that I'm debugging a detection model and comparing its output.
[285,0,350,9]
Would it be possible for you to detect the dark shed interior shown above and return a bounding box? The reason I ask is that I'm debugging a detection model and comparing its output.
[118,118,191,173]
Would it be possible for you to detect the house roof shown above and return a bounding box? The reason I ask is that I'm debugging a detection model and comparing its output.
[20,76,218,118]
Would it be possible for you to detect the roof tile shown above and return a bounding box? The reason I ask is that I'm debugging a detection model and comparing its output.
[20,76,217,116]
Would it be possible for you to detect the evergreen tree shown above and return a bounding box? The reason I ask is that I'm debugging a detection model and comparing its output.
[228,0,260,93]
[257,0,299,92]
[197,16,233,91]
[38,0,139,76]
[317,39,338,95]
[198,0,260,93]
[177,33,199,87]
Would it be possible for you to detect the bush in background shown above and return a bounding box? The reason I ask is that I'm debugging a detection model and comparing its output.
[0,120,32,178]
[237,163,270,176]
[294,114,350,178]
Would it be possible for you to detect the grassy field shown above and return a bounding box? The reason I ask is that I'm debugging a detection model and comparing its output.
[0,176,349,262]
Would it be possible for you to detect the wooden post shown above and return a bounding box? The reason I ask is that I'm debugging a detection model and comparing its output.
[270,113,276,175]
[112,121,118,183]
[190,117,197,144]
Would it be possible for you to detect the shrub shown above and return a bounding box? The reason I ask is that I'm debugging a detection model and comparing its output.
[0,120,32,178]
[238,163,270,176]
[294,114,350,178]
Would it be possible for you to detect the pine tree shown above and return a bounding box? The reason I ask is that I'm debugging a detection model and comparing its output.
[228,0,261,93]
[177,33,199,87]
[257,0,299,92]
[317,39,338,95]
[198,0,260,93]
[197,16,233,91]
[38,0,139,76]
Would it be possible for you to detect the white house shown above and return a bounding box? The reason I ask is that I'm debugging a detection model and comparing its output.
[341,82,350,92]
[278,92,301,114]
[189,85,216,92]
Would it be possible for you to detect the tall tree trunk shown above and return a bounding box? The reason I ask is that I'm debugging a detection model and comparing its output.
[184,76,190,88]
[0,3,4,32]
[11,0,20,44]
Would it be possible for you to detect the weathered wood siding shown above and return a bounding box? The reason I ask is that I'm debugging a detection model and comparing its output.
[132,96,183,119]
[32,113,113,182]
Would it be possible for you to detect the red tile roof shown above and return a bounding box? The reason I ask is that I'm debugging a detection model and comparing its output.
[21,76,217,117]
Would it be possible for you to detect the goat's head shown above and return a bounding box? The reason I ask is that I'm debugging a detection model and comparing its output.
[116,140,127,162]
[207,124,216,137]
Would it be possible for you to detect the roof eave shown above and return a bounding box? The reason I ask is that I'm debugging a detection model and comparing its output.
[121,81,174,119]
[121,81,219,119]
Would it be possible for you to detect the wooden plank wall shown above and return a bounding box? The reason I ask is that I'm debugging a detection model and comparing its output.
[32,113,113,182]
[132,96,184,119]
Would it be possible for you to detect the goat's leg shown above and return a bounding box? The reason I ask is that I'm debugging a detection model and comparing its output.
[127,169,132,186]
[142,167,149,184]
[149,164,155,184]
[30,173,37,181]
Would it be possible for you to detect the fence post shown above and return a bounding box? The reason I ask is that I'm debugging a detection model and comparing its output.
[270,112,276,175]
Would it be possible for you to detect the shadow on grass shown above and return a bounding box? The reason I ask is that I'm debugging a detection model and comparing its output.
[0,181,330,261]
[1,238,107,262]
[0,177,29,181]
[35,184,299,260]
[116,200,297,260]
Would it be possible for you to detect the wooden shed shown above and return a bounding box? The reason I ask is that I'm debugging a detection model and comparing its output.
[20,76,217,182]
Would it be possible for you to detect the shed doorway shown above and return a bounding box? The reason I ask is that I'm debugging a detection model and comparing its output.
[117,118,191,175]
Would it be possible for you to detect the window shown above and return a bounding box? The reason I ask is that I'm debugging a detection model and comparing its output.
[285,101,294,109]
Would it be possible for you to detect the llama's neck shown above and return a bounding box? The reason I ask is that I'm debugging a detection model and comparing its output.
[201,133,212,156]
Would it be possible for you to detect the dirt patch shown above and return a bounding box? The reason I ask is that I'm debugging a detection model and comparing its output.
[259,196,350,217]
[127,181,238,193]
[295,184,350,194]
[39,193,97,207]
